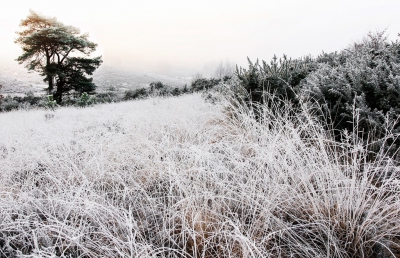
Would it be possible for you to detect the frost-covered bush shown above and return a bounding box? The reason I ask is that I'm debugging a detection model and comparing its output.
[0,93,46,112]
[190,78,221,92]
[0,84,3,103]
[124,87,148,100]
[149,81,165,91]
[125,82,185,100]
[76,92,96,107]
[147,81,186,97]
[149,81,179,96]
[233,32,400,159]
[93,91,120,103]
[301,32,400,155]
[0,96,20,112]
[235,55,313,106]
[45,95,58,111]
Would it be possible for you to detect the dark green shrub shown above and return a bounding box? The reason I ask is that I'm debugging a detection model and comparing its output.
[157,85,173,96]
[148,81,185,96]
[1,96,20,112]
[234,58,262,102]
[45,95,58,111]
[22,92,42,106]
[223,75,232,82]
[171,87,181,96]
[181,84,189,94]
[190,78,221,92]
[236,55,313,106]
[149,81,164,91]
[94,92,119,103]
[124,88,148,100]
[0,85,3,104]
[77,92,95,107]
[232,31,400,160]
[301,32,400,152]
[0,92,46,112]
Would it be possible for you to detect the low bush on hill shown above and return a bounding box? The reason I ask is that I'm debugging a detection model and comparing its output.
[0,92,45,112]
[234,31,400,161]
[124,87,148,100]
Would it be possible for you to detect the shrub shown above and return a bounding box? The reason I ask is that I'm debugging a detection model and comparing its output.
[190,78,221,92]
[171,87,181,96]
[235,55,313,106]
[77,92,95,107]
[233,31,400,160]
[45,95,58,111]
[0,96,20,112]
[149,81,164,91]
[301,31,400,156]
[149,81,185,97]
[22,91,42,106]
[124,88,148,100]
[0,85,3,104]
[181,84,189,94]
[0,93,46,112]
[94,92,120,103]
[153,85,172,96]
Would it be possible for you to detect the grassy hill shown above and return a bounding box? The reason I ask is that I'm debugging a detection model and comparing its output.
[0,93,399,257]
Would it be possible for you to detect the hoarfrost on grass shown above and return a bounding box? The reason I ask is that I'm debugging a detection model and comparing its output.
[0,93,399,257]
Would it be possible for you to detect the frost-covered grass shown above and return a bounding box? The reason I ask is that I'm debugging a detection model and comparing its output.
[0,93,399,257]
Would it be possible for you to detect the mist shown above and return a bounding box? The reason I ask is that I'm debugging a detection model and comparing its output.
[1,0,400,77]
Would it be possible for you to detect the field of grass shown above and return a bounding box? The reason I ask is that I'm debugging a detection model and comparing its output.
[0,92,399,257]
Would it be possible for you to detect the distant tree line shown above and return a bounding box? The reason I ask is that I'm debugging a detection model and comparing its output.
[0,76,222,112]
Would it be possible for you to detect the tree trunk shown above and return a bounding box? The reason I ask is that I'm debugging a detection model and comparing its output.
[54,81,63,104]
[47,75,54,95]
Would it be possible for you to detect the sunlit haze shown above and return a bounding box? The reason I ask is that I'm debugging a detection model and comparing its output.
[1,0,400,76]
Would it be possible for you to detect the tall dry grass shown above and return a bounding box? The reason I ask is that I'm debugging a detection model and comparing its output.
[0,92,399,257]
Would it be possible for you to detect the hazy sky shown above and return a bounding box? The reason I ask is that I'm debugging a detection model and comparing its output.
[1,0,400,76]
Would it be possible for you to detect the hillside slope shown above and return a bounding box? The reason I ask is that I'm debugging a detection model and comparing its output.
[0,93,399,257]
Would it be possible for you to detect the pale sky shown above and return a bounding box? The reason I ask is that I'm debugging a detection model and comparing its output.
[1,0,400,76]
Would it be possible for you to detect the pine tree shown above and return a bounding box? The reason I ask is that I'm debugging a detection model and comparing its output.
[15,10,102,104]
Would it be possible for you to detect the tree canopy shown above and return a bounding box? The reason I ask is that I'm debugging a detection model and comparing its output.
[15,10,102,103]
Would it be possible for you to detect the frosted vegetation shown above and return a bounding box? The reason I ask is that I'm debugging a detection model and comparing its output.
[1,29,399,257]
[1,91,399,257]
